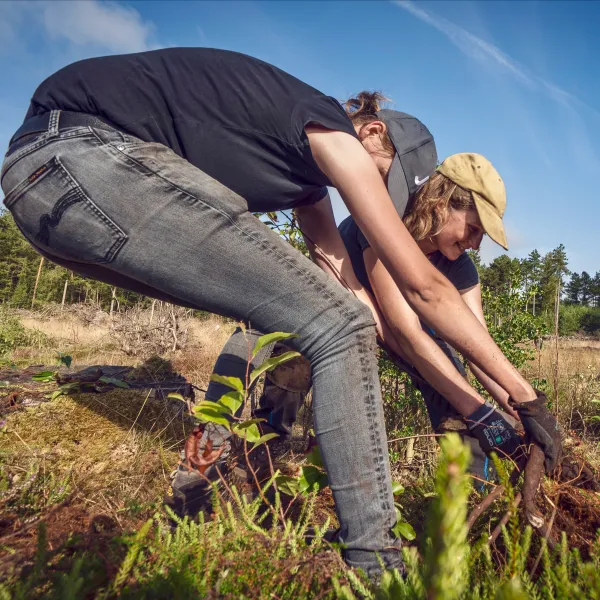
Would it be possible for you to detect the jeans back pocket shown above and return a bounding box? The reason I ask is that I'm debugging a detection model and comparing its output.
[4,156,127,264]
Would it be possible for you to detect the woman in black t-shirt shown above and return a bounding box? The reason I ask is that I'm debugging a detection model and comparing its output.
[1,50,560,576]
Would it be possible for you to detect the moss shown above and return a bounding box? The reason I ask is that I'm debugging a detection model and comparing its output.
[0,391,186,519]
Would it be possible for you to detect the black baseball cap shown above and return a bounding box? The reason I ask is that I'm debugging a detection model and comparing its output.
[376,109,438,217]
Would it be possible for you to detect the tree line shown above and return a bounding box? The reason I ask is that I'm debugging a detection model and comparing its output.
[1,209,598,335]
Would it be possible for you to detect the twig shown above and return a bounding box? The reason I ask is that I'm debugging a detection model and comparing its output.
[467,484,506,530]
[387,433,444,444]
[530,496,559,577]
[11,430,34,454]
[126,389,151,436]
[489,492,522,544]
[242,436,279,519]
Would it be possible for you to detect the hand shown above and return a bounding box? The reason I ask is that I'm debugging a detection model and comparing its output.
[467,403,523,460]
[509,390,563,473]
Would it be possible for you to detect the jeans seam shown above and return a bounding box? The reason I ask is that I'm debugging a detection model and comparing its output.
[358,329,390,513]
[2,129,96,189]
[112,145,361,321]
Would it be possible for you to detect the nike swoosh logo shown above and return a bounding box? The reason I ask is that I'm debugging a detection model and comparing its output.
[415,175,430,186]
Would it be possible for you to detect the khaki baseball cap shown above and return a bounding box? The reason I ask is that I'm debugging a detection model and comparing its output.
[437,153,508,250]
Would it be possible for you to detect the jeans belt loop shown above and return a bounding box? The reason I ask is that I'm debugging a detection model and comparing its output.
[48,110,60,137]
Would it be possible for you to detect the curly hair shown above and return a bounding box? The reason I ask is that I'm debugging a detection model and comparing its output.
[403,172,475,242]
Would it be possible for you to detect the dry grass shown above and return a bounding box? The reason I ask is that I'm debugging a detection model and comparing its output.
[13,309,237,390]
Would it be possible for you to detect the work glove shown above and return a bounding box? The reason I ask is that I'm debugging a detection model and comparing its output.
[467,402,523,460]
[509,390,563,474]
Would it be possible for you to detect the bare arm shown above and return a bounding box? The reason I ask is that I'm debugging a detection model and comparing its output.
[459,285,519,420]
[365,249,485,416]
[305,126,535,403]
[294,194,404,352]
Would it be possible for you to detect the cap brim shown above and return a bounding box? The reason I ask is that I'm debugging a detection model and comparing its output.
[387,154,410,217]
[473,192,508,250]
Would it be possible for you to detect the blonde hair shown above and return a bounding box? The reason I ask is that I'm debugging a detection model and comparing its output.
[343,91,395,155]
[403,172,475,241]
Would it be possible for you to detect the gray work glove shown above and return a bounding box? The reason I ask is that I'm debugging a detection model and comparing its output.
[508,390,563,474]
[467,402,523,460]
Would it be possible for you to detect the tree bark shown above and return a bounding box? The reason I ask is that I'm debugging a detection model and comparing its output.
[553,281,560,415]
[31,257,44,308]
[61,277,69,311]
[110,286,117,317]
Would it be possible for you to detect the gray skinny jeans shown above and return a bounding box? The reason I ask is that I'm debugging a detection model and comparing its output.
[1,111,401,573]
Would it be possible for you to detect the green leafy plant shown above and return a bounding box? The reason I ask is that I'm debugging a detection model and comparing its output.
[195,331,300,448]
[391,481,416,541]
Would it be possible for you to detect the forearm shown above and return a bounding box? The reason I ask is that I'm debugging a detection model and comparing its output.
[295,201,389,342]
[392,327,484,417]
[468,362,519,420]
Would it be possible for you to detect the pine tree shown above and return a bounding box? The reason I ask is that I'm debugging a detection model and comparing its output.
[523,250,542,314]
[565,272,582,304]
[580,271,592,306]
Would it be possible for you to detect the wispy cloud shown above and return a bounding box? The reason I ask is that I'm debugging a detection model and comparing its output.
[1,0,156,55]
[41,0,156,53]
[393,0,597,118]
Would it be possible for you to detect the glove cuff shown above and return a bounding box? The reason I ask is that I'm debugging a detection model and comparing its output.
[466,402,496,431]
[508,389,547,411]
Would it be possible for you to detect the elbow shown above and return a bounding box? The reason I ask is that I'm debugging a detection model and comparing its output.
[404,276,447,309]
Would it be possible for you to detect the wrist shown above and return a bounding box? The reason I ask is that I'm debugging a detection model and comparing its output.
[506,381,536,404]
[466,402,496,430]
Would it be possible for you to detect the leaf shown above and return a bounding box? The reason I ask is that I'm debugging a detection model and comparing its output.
[298,465,329,495]
[392,521,416,541]
[233,421,261,443]
[233,418,266,427]
[253,433,279,447]
[57,354,72,368]
[249,351,301,386]
[209,374,244,393]
[32,371,56,382]
[395,506,402,522]
[391,481,405,496]
[98,376,129,388]
[252,332,298,358]
[193,407,231,430]
[195,400,232,415]
[275,475,299,496]
[219,391,244,415]
[167,393,186,402]
[305,445,323,467]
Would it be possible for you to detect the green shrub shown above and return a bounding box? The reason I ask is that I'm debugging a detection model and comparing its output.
[580,308,600,335]
[558,304,589,336]
[0,307,51,357]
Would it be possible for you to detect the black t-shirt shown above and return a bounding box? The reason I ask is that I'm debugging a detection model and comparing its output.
[338,215,479,293]
[26,48,358,212]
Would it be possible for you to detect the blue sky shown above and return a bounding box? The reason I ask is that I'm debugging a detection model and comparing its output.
[1,0,598,274]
